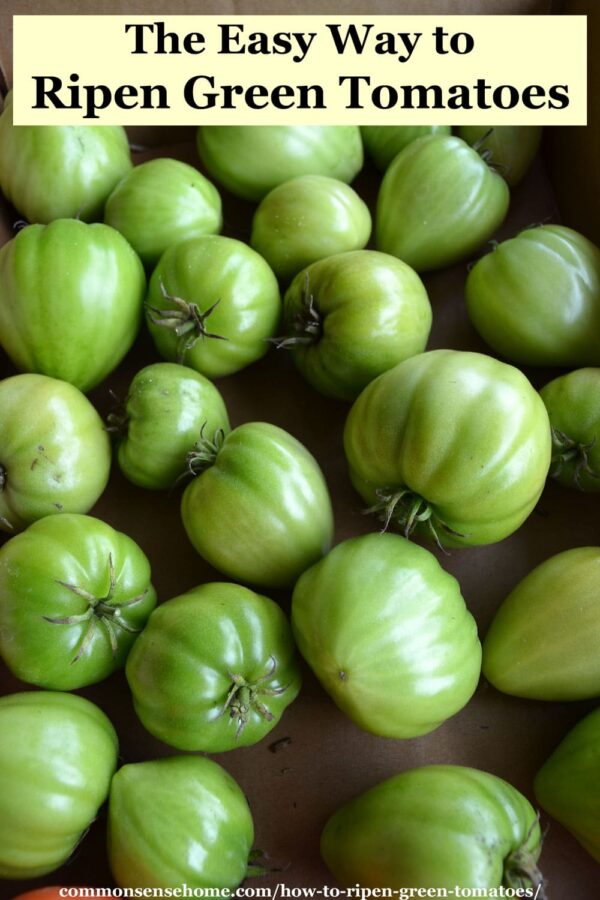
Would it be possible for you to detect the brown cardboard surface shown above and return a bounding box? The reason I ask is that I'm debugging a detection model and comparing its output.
[0,3,598,900]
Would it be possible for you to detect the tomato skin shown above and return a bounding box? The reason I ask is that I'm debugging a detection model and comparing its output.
[361,125,451,171]
[281,250,432,401]
[114,362,230,490]
[466,226,600,367]
[483,547,600,701]
[540,368,600,491]
[456,125,542,186]
[322,765,543,890]
[291,533,481,738]
[0,691,118,879]
[0,514,157,690]
[126,582,301,751]
[375,135,509,272]
[0,219,146,391]
[108,756,254,890]
[104,158,222,267]
[196,125,363,201]
[146,235,281,378]
[0,93,131,224]
[343,350,551,547]
[0,374,111,533]
[250,175,371,283]
[181,422,334,589]
[535,706,600,863]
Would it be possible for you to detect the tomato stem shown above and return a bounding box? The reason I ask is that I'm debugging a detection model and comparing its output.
[271,271,322,350]
[218,655,289,739]
[146,280,228,363]
[182,423,227,478]
[43,553,148,663]
[551,428,600,489]
[364,487,466,551]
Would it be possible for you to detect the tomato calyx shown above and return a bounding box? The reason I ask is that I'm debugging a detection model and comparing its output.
[272,273,322,350]
[183,423,227,478]
[146,281,228,364]
[218,655,289,738]
[44,553,148,662]
[365,487,465,550]
[0,465,14,531]
[551,428,600,489]
[503,841,547,900]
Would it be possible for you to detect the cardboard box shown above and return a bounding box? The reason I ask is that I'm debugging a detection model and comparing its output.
[0,2,598,897]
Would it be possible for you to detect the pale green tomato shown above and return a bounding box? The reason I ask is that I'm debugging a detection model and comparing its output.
[0,374,111,533]
[322,765,544,891]
[535,706,600,864]
[108,756,255,890]
[112,362,230,490]
[457,125,542,186]
[250,175,371,283]
[483,547,600,700]
[196,125,363,201]
[540,368,600,491]
[0,691,118,879]
[0,92,131,223]
[361,125,451,171]
[291,533,481,738]
[104,158,222,267]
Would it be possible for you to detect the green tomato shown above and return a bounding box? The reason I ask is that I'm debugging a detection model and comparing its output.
[280,250,432,401]
[483,547,600,701]
[0,92,131,223]
[344,350,551,548]
[375,134,509,272]
[361,125,451,171]
[466,226,600,367]
[291,533,481,738]
[104,158,222,268]
[112,362,230,490]
[0,374,111,533]
[181,422,334,589]
[0,219,146,391]
[535,706,600,864]
[457,125,542,186]
[108,756,255,890]
[145,235,280,378]
[322,765,544,891]
[0,514,156,690]
[196,126,363,202]
[0,691,118,879]
[540,368,600,491]
[250,175,371,283]
[126,581,301,751]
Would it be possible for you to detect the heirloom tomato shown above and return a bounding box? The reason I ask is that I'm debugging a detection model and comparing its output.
[0,514,157,690]
[108,756,255,890]
[145,235,280,378]
[466,225,600,367]
[104,157,222,267]
[343,350,551,548]
[0,374,111,533]
[535,706,600,864]
[483,547,600,701]
[112,362,230,490]
[250,175,371,283]
[126,581,301,751]
[181,422,334,588]
[196,125,363,201]
[0,219,146,391]
[0,92,131,223]
[291,533,481,738]
[540,368,600,491]
[280,250,431,401]
[375,134,509,272]
[361,124,450,171]
[0,691,118,879]
[322,765,544,892]
[456,125,542,186]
